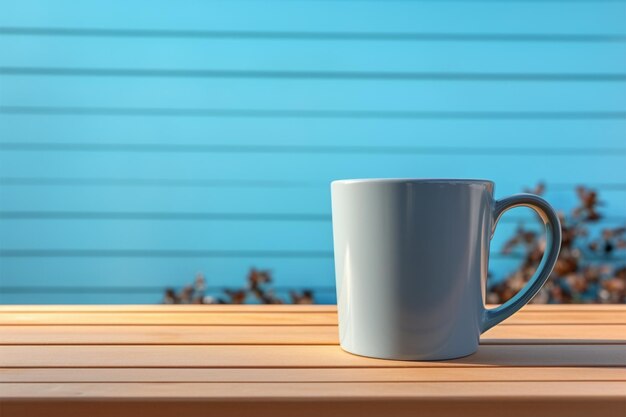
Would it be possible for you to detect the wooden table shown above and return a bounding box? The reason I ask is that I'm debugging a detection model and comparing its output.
[0,305,624,417]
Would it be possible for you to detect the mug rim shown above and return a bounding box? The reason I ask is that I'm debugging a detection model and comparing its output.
[332,178,494,186]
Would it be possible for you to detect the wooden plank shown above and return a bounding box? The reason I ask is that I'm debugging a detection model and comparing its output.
[0,304,623,312]
[0,324,623,345]
[1,397,624,417]
[484,324,626,344]
[2,381,624,399]
[2,395,623,417]
[0,312,338,325]
[1,345,624,368]
[0,325,338,345]
[1,367,624,383]
[1,310,623,325]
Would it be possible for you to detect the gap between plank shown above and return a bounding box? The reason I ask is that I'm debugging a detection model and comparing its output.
[3,379,624,384]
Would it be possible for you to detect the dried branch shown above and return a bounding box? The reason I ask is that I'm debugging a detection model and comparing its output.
[487,183,625,304]
[163,269,314,304]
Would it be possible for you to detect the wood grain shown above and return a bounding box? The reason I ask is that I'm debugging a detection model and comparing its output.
[1,344,624,367]
[1,367,625,383]
[0,324,623,345]
[2,397,624,417]
[3,381,625,399]
[1,310,624,325]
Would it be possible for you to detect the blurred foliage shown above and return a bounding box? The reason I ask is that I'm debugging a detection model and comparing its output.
[163,269,314,305]
[487,184,625,304]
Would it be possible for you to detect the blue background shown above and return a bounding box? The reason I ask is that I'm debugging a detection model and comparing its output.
[0,0,624,303]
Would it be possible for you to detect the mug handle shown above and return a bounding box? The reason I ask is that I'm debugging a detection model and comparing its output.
[480,194,562,333]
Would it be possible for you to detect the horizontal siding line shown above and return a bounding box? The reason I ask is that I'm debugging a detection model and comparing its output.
[0,211,331,221]
[0,250,623,261]
[0,286,335,294]
[2,143,626,156]
[2,178,626,191]
[2,67,626,82]
[0,178,310,188]
[0,249,336,259]
[2,27,625,43]
[2,107,625,120]
[0,211,624,224]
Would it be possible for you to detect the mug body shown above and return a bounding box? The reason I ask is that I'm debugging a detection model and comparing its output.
[331,179,495,360]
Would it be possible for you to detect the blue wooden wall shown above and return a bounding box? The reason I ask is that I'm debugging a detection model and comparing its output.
[0,0,625,303]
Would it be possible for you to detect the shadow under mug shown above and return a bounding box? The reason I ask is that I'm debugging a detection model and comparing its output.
[331,179,561,360]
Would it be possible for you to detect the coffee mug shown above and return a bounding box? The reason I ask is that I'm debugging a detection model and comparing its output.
[331,179,561,360]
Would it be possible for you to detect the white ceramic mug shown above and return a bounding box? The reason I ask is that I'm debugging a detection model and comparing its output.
[331,179,561,360]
